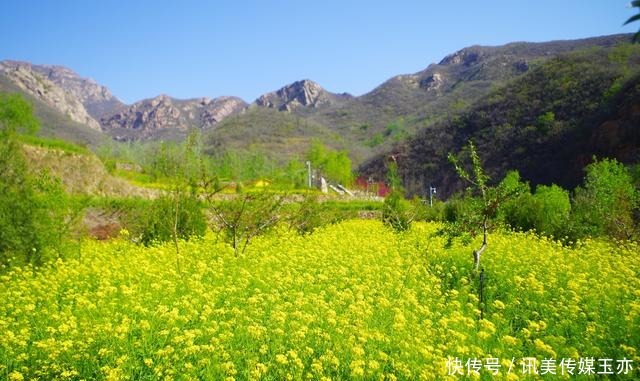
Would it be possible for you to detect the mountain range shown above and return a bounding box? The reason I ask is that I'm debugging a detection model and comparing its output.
[1,33,638,196]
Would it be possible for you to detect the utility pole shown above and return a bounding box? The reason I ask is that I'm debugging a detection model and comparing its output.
[306,161,312,188]
[429,186,437,207]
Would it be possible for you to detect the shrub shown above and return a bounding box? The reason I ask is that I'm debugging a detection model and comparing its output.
[501,184,570,239]
[0,139,42,266]
[122,193,206,246]
[0,93,84,267]
[410,196,443,223]
[501,191,536,232]
[443,194,475,224]
[382,190,413,232]
[533,184,571,238]
[571,158,638,240]
[285,194,332,235]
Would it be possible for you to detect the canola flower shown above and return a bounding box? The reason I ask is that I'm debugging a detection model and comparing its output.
[0,220,638,380]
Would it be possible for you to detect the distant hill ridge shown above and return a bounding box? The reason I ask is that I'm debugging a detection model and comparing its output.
[0,34,635,171]
[360,40,640,197]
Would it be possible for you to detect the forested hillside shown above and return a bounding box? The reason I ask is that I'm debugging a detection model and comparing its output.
[361,43,640,197]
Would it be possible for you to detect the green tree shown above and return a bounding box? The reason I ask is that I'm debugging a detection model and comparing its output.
[536,111,556,134]
[282,159,307,189]
[0,139,41,266]
[447,142,522,270]
[148,142,181,180]
[1,93,94,267]
[497,171,534,229]
[386,160,402,191]
[571,158,638,240]
[625,1,640,43]
[0,93,45,266]
[129,195,206,247]
[306,140,327,168]
[305,141,353,186]
[381,160,415,231]
[324,150,353,186]
[32,171,87,258]
[183,129,206,188]
[384,118,409,141]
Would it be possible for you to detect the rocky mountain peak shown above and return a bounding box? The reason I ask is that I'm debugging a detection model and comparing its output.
[0,60,102,131]
[255,79,351,112]
[149,94,173,107]
[100,95,247,141]
[2,60,125,119]
[439,47,482,66]
[200,96,247,126]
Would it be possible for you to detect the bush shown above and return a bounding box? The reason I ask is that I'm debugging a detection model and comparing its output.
[382,190,413,231]
[0,93,84,268]
[571,158,638,240]
[501,191,536,232]
[533,184,571,238]
[443,195,475,224]
[501,184,571,239]
[409,196,444,223]
[0,138,42,266]
[122,193,206,246]
[285,194,332,235]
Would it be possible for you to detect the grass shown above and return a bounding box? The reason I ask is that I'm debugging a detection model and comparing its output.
[18,134,89,155]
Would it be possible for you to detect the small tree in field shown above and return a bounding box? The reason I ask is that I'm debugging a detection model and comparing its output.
[447,141,522,270]
[381,160,414,232]
[209,191,284,257]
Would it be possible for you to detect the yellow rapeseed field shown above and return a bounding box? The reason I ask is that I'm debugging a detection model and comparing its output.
[0,220,638,380]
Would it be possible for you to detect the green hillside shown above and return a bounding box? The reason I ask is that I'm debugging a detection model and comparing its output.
[204,107,353,161]
[201,35,633,167]
[0,73,109,148]
[361,43,640,197]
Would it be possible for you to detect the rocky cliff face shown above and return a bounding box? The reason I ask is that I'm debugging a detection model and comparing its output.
[26,63,126,118]
[255,79,351,111]
[420,72,446,93]
[0,59,247,141]
[101,94,247,141]
[0,60,102,131]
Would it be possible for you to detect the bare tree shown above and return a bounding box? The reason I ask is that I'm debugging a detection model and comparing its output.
[209,191,284,256]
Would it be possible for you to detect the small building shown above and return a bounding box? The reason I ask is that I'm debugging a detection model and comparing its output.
[355,176,391,197]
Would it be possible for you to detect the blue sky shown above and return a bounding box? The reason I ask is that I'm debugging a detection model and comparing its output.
[1,1,637,104]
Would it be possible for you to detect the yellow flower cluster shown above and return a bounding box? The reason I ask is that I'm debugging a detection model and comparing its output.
[0,220,638,380]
